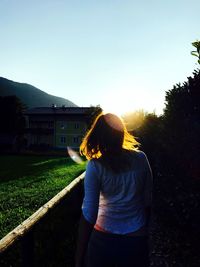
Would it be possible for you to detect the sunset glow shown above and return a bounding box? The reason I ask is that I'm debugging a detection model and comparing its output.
[101,88,163,116]
[0,1,199,114]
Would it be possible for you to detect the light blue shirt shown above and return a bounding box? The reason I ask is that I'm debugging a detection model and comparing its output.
[82,150,153,234]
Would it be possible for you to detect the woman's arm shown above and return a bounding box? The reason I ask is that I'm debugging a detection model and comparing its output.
[75,214,94,267]
[75,160,101,267]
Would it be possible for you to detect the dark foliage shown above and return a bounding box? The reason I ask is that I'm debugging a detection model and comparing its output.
[0,96,26,134]
[158,70,200,266]
[123,69,200,266]
[163,69,200,179]
[85,105,103,129]
[0,96,26,152]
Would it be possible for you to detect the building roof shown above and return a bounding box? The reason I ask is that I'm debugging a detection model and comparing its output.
[25,106,93,115]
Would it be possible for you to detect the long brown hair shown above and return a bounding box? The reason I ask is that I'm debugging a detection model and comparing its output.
[80,113,139,172]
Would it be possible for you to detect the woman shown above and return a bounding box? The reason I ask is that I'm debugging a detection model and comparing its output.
[75,113,153,267]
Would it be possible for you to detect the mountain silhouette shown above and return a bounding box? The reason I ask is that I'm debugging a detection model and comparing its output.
[0,77,77,108]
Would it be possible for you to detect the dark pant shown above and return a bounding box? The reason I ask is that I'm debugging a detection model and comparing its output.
[86,229,150,267]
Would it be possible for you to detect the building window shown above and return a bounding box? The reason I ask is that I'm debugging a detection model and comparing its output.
[59,121,67,130]
[74,123,79,129]
[73,137,79,143]
[60,136,66,143]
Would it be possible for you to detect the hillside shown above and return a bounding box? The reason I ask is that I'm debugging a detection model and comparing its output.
[0,77,77,109]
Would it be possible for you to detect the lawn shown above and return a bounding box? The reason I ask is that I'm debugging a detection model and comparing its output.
[0,155,86,239]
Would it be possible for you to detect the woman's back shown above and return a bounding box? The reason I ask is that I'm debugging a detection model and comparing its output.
[82,150,152,234]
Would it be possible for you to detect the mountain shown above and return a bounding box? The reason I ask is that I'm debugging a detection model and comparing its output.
[0,77,77,109]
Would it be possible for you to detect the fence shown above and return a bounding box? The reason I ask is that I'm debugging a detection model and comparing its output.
[0,172,85,267]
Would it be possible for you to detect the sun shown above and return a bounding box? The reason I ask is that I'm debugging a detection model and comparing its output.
[101,90,142,117]
[100,88,162,116]
[102,103,132,117]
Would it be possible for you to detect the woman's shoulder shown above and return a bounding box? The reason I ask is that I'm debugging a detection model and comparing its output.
[128,149,147,158]
[89,158,101,165]
[128,150,148,165]
[136,150,147,157]
[87,158,104,172]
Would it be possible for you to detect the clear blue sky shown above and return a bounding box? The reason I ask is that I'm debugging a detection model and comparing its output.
[0,0,199,115]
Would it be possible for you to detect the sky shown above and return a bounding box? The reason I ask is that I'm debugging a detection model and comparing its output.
[0,0,200,115]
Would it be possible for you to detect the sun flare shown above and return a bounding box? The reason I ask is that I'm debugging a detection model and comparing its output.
[101,93,128,117]
[101,90,154,117]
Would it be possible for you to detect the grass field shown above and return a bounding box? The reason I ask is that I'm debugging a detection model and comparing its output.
[0,155,86,239]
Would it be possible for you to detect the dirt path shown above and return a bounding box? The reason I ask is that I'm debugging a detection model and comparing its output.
[149,215,199,267]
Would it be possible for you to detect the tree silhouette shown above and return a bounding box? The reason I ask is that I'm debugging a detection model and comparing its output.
[0,96,26,151]
[162,69,200,179]
[0,96,26,134]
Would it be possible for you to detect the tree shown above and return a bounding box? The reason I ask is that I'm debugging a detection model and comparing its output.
[0,96,26,134]
[122,110,146,132]
[86,105,102,128]
[123,110,163,169]
[0,96,26,151]
[162,69,200,179]
[191,40,200,64]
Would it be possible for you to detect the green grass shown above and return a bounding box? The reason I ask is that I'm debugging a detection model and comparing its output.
[0,155,86,239]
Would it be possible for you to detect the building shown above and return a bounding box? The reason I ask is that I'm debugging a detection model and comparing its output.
[25,106,95,150]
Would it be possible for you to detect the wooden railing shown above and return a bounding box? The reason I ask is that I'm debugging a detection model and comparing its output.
[0,172,85,267]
